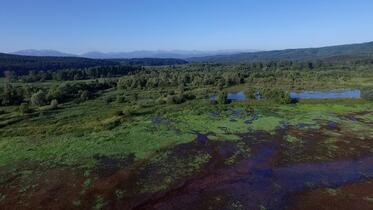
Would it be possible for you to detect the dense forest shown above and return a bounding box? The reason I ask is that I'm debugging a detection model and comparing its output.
[0,53,188,76]
[112,58,188,66]
[4,65,142,82]
[0,53,117,75]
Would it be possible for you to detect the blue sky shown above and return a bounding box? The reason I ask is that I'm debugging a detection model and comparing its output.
[1,0,373,53]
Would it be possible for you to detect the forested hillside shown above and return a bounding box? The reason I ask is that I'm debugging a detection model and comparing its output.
[110,58,188,66]
[189,41,373,63]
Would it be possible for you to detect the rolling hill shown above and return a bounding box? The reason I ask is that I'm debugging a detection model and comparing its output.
[188,41,373,63]
[11,49,253,59]
[0,53,118,75]
[13,49,76,57]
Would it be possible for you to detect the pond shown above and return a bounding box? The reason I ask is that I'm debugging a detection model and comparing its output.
[211,91,262,101]
[211,89,361,101]
[210,91,247,101]
[289,89,361,99]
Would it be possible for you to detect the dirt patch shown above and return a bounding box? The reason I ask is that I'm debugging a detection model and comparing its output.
[288,180,373,210]
[277,124,373,166]
[0,168,86,210]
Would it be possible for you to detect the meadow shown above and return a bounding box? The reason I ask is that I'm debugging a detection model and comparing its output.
[0,62,373,209]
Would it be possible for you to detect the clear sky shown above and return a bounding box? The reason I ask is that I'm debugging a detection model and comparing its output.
[1,0,373,54]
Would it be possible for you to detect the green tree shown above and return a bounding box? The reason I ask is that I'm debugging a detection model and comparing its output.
[217,91,230,104]
[31,90,47,106]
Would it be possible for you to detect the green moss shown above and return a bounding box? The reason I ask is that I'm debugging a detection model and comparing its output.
[285,135,302,143]
[92,195,106,210]
[249,116,282,132]
[325,188,338,196]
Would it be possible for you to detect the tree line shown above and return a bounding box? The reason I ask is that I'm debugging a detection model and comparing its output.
[1,61,372,110]
[4,65,142,82]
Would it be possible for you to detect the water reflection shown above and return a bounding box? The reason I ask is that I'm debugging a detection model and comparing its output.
[211,89,361,101]
[289,89,361,99]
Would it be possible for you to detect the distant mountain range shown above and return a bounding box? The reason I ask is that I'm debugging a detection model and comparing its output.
[2,41,373,77]
[7,41,373,64]
[188,41,373,63]
[13,49,76,57]
[11,49,254,59]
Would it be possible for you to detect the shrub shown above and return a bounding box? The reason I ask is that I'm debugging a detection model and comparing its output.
[80,90,90,101]
[184,93,196,100]
[122,105,139,116]
[210,100,218,105]
[361,88,373,101]
[156,97,166,105]
[139,99,156,108]
[19,103,32,114]
[50,99,59,110]
[217,91,230,104]
[103,95,115,104]
[166,94,185,104]
[245,89,257,100]
[116,95,126,103]
[113,110,124,116]
[260,88,292,104]
[102,116,122,130]
[31,90,47,106]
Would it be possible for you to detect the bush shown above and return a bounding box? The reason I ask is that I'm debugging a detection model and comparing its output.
[210,100,218,105]
[217,91,230,104]
[102,116,122,130]
[49,99,59,110]
[103,95,115,104]
[79,90,90,101]
[184,93,196,100]
[156,97,166,105]
[116,95,126,103]
[245,89,258,100]
[19,103,32,114]
[122,105,139,116]
[113,110,124,116]
[260,88,292,104]
[166,94,185,104]
[31,90,47,106]
[361,88,373,101]
[139,99,156,108]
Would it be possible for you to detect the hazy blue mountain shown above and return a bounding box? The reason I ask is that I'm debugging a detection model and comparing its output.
[81,50,253,59]
[10,49,255,59]
[188,41,373,63]
[11,41,373,63]
[13,49,76,57]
